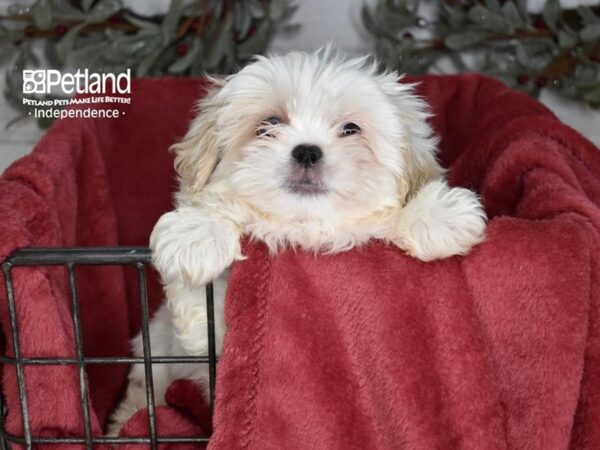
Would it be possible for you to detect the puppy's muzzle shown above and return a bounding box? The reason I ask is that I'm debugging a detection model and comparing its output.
[287,144,326,195]
[292,144,323,167]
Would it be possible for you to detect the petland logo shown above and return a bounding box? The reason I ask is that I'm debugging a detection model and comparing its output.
[22,69,131,121]
[23,69,131,95]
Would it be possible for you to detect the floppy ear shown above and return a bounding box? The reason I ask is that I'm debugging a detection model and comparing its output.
[379,72,443,203]
[172,82,224,193]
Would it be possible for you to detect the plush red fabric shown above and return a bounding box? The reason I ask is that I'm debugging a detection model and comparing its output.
[0,78,209,448]
[1,74,599,449]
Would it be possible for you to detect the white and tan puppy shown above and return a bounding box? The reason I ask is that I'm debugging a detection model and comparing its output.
[108,49,486,435]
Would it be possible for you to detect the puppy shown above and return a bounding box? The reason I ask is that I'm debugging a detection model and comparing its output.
[108,49,486,435]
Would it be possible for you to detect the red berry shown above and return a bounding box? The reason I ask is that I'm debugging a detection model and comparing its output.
[591,55,600,63]
[248,26,257,36]
[55,24,68,36]
[533,16,546,29]
[176,43,188,56]
[24,25,35,37]
[535,76,548,88]
[108,14,121,23]
[517,74,529,85]
[402,32,413,40]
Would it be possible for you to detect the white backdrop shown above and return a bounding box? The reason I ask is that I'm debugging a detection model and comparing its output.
[1,0,599,171]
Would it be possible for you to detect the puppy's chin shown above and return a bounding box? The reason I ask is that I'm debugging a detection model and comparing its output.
[287,181,327,196]
[285,167,328,196]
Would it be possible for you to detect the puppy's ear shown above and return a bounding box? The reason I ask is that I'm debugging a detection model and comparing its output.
[172,81,225,193]
[379,72,443,203]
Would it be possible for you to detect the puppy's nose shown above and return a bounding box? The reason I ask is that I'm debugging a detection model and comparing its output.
[291,144,323,167]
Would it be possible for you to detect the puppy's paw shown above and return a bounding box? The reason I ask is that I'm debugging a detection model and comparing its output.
[150,208,242,286]
[391,179,486,261]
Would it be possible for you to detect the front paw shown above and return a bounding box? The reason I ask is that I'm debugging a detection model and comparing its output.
[150,208,241,286]
[391,180,486,261]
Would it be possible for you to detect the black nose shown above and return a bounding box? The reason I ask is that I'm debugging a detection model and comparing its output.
[291,144,323,167]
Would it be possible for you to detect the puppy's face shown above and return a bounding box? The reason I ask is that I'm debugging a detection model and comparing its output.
[174,51,439,229]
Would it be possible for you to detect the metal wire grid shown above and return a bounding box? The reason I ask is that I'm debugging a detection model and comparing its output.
[0,247,217,449]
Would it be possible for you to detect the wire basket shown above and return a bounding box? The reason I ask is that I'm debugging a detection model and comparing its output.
[0,247,216,449]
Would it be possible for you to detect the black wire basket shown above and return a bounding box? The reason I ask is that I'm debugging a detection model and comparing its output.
[0,247,216,449]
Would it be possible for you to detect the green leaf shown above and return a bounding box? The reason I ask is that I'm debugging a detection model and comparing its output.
[104,28,123,42]
[445,6,468,29]
[444,30,492,50]
[583,82,600,105]
[44,38,62,69]
[248,0,266,18]
[87,0,122,24]
[542,0,560,32]
[4,91,28,115]
[168,38,202,74]
[237,19,271,59]
[205,14,233,68]
[468,5,507,32]
[109,35,149,56]
[402,51,438,74]
[515,42,529,66]
[514,0,530,26]
[136,47,161,76]
[123,12,160,32]
[70,41,109,68]
[362,6,383,38]
[56,23,86,63]
[448,53,468,72]
[161,0,184,45]
[190,45,206,75]
[5,113,30,130]
[7,3,31,16]
[378,7,418,30]
[279,22,301,36]
[577,6,599,27]
[83,0,95,12]
[51,0,85,20]
[212,0,224,20]
[0,42,17,66]
[31,0,53,30]
[502,2,525,30]
[236,2,254,41]
[484,0,502,13]
[4,65,28,114]
[558,30,577,48]
[280,3,299,22]
[580,24,600,42]
[12,46,30,71]
[559,80,580,99]
[36,115,55,129]
[574,63,599,87]
[403,0,421,14]
[484,51,519,72]
[0,24,8,45]
[515,41,554,70]
[270,0,287,21]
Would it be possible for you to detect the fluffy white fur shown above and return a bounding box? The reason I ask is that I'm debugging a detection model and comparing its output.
[108,48,486,436]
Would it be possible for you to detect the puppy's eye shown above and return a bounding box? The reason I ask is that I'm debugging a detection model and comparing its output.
[340,122,361,137]
[256,116,283,136]
[263,116,282,126]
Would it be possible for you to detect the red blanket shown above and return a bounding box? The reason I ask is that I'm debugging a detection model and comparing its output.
[1,75,600,449]
[0,78,209,448]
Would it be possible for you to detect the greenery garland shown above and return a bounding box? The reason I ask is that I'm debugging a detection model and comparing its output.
[2,0,599,128]
[363,0,600,108]
[0,0,296,127]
